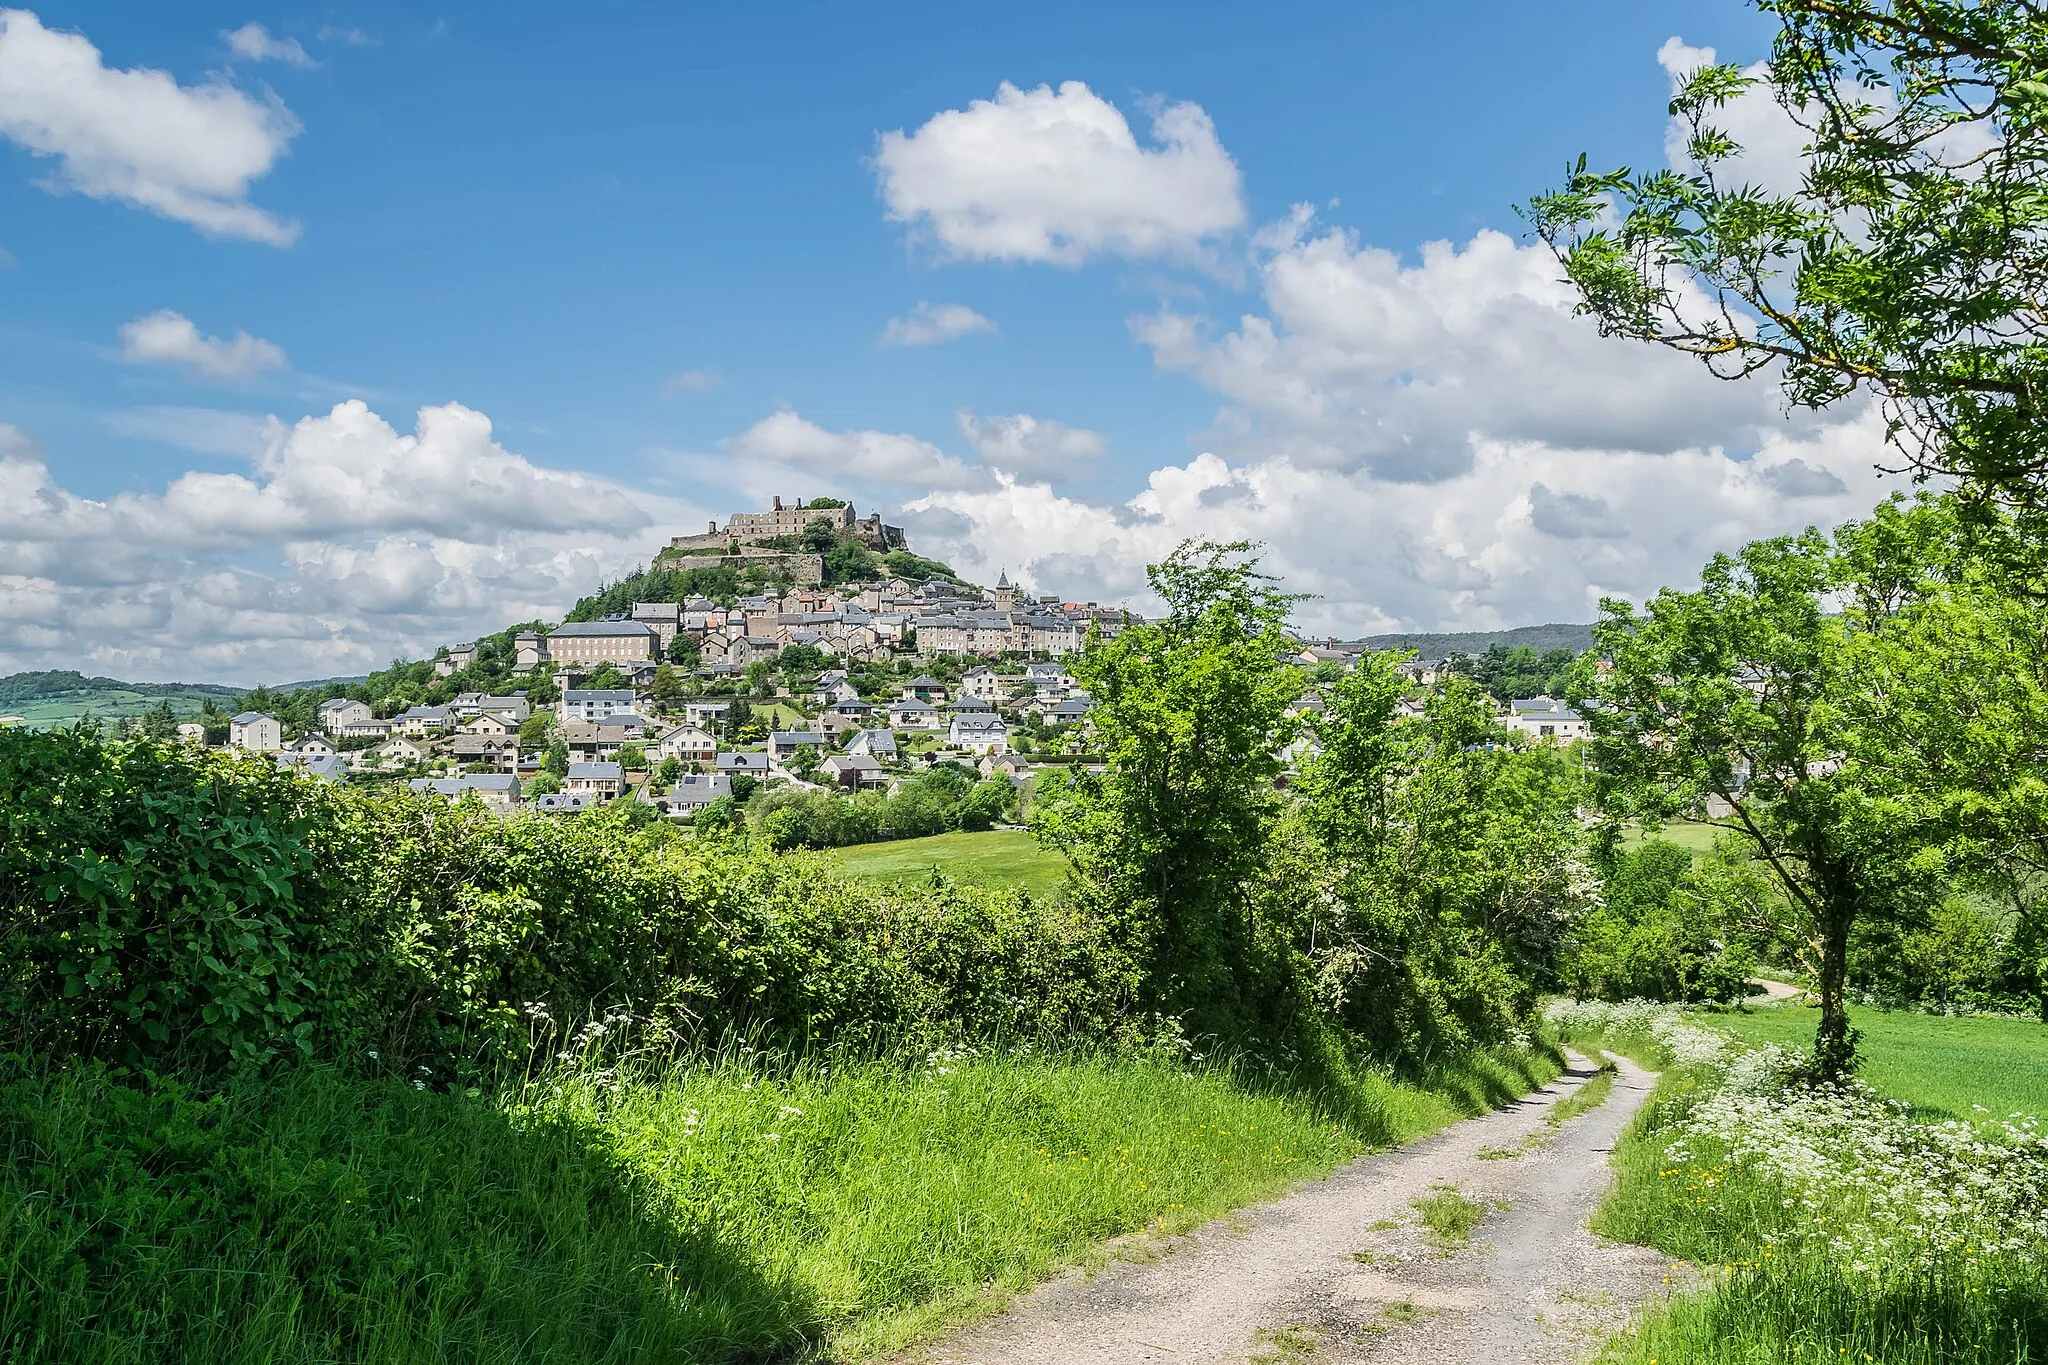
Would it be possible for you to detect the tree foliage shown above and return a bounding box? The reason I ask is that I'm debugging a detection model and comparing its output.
[1528,1,2048,505]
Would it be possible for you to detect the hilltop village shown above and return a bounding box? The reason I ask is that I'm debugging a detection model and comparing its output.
[165,498,1590,819]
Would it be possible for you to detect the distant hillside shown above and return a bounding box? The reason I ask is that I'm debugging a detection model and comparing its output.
[1353,623,1597,659]
[271,675,370,693]
[0,670,242,730]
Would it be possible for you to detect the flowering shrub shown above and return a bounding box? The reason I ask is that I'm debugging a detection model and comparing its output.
[1663,1050,2048,1276]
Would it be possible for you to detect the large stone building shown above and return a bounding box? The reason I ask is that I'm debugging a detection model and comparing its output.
[666,496,907,560]
[544,618,657,666]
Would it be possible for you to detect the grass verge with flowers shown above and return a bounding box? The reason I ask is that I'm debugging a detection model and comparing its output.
[0,1038,1557,1364]
[1548,999,2048,1364]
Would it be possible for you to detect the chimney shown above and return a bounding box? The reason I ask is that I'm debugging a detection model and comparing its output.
[772,495,782,511]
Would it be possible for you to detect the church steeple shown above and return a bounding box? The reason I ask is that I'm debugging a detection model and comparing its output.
[992,569,1015,612]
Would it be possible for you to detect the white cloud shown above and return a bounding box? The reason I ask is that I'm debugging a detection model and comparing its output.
[118,309,287,381]
[904,409,1899,633]
[0,9,302,244]
[0,400,701,681]
[663,368,720,394]
[1136,216,1791,483]
[223,21,313,68]
[317,26,376,47]
[728,408,975,487]
[874,80,1244,265]
[957,410,1103,482]
[104,405,279,457]
[879,301,996,348]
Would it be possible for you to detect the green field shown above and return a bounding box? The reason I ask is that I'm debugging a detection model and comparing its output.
[0,686,232,730]
[821,830,1069,899]
[1707,1001,2048,1120]
[1618,820,1725,854]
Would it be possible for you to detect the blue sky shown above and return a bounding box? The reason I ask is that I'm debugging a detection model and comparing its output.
[0,3,1898,682]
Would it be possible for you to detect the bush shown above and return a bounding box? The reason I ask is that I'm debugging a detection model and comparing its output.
[1561,840,1761,1003]
[0,730,1139,1078]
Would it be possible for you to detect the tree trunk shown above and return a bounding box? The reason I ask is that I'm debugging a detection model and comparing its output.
[1812,901,1857,1081]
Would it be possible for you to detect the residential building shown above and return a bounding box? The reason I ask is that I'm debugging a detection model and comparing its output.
[888,697,942,729]
[282,734,336,758]
[901,674,947,701]
[821,754,887,788]
[371,736,427,766]
[447,735,517,770]
[229,711,282,753]
[631,601,683,652]
[561,721,638,761]
[546,618,657,666]
[461,712,516,737]
[962,668,1005,701]
[651,723,719,764]
[716,751,771,776]
[394,706,456,738]
[277,751,347,782]
[684,699,731,729]
[563,762,625,801]
[660,772,732,814]
[409,772,520,809]
[948,714,1009,755]
[318,698,374,734]
[175,722,207,745]
[1503,696,1590,743]
[559,689,638,724]
[514,631,547,669]
[842,729,897,760]
[529,792,597,814]
[768,730,829,761]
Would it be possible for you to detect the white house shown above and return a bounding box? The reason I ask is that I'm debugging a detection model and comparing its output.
[559,689,639,724]
[962,668,1006,701]
[948,714,1009,756]
[660,771,732,814]
[1503,696,1591,743]
[394,706,456,738]
[684,699,731,729]
[888,697,943,729]
[229,712,282,753]
[651,723,719,764]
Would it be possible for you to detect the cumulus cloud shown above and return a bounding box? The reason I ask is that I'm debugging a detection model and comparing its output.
[0,400,699,680]
[223,21,313,68]
[904,409,1898,632]
[0,9,302,243]
[118,309,287,381]
[957,410,1103,482]
[879,301,996,348]
[874,80,1244,265]
[1137,216,1792,483]
[317,26,376,47]
[728,408,974,487]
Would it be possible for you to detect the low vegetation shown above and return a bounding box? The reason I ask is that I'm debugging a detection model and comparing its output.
[822,830,1070,900]
[1554,1000,2048,1364]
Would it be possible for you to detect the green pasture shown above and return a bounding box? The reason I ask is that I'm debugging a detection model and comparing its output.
[1706,1001,2048,1120]
[0,687,223,730]
[821,829,1069,899]
[1617,820,1724,854]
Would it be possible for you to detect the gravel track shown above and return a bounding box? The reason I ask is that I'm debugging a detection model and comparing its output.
[904,1053,1676,1365]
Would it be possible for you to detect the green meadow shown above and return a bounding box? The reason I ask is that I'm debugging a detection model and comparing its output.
[820,829,1070,900]
[1707,1001,2048,1120]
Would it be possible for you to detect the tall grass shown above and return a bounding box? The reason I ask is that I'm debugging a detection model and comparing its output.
[1553,1001,2048,1364]
[0,1040,1558,1364]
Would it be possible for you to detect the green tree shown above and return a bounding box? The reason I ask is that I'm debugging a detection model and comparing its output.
[584,664,628,691]
[666,633,700,668]
[801,516,840,555]
[1574,528,1944,1078]
[648,663,688,713]
[788,744,822,784]
[518,712,553,750]
[652,754,682,787]
[139,699,179,741]
[544,736,570,778]
[724,697,753,742]
[1031,540,1303,1031]
[1527,2,2048,503]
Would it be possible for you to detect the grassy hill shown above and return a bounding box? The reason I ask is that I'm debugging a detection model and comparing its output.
[0,671,240,730]
[1354,622,1596,659]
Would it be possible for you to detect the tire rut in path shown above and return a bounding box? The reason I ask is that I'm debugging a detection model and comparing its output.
[904,1053,1674,1365]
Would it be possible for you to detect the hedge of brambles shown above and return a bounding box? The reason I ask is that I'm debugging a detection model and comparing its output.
[0,730,1142,1078]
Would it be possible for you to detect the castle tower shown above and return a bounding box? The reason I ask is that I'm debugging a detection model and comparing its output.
[992,570,1015,613]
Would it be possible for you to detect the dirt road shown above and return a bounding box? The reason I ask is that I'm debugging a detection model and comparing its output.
[908,1054,1674,1365]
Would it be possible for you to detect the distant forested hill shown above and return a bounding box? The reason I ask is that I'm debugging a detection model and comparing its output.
[1353,623,1597,659]
[0,671,241,729]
